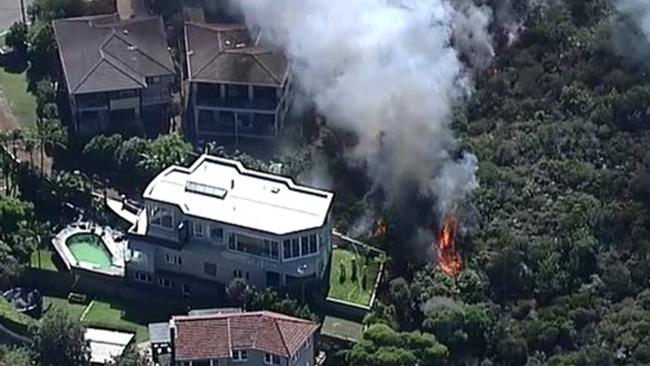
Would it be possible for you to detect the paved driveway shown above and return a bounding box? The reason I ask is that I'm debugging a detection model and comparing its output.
[0,0,32,32]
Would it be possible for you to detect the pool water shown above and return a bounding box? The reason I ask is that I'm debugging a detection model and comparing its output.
[66,233,112,269]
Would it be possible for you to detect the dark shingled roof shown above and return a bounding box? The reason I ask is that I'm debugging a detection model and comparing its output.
[172,311,317,361]
[184,22,289,87]
[53,14,175,95]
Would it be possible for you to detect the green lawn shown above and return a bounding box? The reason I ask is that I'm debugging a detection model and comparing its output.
[0,66,36,129]
[328,248,382,307]
[30,250,58,271]
[43,296,88,321]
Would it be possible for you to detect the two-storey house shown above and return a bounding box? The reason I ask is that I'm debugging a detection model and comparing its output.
[184,22,291,145]
[151,309,317,366]
[125,154,334,301]
[53,14,175,136]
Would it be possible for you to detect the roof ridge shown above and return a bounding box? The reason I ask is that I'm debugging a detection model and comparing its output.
[102,54,146,87]
[251,53,282,84]
[227,317,233,356]
[110,30,175,75]
[72,58,105,93]
[273,317,292,356]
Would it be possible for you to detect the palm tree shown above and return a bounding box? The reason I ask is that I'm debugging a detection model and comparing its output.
[36,119,67,178]
[23,132,36,168]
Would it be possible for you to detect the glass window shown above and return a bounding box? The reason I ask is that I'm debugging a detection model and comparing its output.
[283,240,291,259]
[233,350,248,361]
[229,234,236,250]
[150,205,173,228]
[301,236,309,255]
[211,226,224,241]
[309,234,317,254]
[204,263,216,277]
[270,241,279,258]
[292,238,300,258]
[265,354,280,365]
[193,361,210,366]
[194,222,204,238]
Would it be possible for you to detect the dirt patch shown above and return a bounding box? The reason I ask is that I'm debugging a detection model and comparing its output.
[0,89,17,132]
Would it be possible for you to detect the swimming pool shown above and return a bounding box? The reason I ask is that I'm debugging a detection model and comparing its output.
[66,233,112,270]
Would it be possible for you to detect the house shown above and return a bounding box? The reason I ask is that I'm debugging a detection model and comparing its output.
[53,14,175,136]
[151,309,318,366]
[184,22,291,145]
[85,328,135,365]
[125,154,334,301]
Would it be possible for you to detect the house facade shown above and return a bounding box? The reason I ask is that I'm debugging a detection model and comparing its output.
[53,14,175,136]
[151,310,317,366]
[125,154,334,300]
[184,22,291,145]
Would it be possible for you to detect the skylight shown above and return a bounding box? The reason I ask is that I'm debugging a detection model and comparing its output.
[185,181,228,199]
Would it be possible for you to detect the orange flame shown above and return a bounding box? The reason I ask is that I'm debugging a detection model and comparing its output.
[375,219,387,237]
[435,215,463,277]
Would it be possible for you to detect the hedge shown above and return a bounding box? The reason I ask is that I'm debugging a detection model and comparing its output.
[0,297,36,336]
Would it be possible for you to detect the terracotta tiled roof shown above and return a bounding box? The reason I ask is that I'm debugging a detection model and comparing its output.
[173,311,317,361]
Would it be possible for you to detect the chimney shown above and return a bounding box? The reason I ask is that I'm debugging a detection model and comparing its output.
[231,179,235,189]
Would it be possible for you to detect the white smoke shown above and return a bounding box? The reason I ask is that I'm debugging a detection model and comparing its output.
[233,0,487,217]
[617,0,650,39]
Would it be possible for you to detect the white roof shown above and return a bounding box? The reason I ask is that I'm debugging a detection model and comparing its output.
[143,155,334,235]
[85,328,134,365]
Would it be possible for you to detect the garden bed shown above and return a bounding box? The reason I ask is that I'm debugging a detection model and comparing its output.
[327,247,383,309]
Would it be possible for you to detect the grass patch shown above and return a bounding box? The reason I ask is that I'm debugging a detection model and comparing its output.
[81,299,178,343]
[0,296,37,336]
[43,296,87,321]
[30,250,58,271]
[0,66,36,129]
[327,248,382,307]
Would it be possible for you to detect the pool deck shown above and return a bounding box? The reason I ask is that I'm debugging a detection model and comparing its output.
[52,222,127,277]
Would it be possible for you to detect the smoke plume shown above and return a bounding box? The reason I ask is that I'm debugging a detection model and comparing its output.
[614,0,650,62]
[234,0,489,219]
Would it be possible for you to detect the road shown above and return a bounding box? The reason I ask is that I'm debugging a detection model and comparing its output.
[0,0,32,32]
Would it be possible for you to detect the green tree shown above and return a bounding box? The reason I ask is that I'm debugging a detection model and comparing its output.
[35,119,67,178]
[108,345,151,366]
[4,22,28,56]
[226,278,255,309]
[0,346,32,366]
[32,307,90,366]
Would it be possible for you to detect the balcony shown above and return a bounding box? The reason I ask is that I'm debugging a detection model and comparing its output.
[76,94,108,110]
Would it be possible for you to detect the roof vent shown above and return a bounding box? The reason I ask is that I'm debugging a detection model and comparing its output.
[127,45,137,51]
[188,50,195,56]
[270,187,280,194]
[235,42,246,48]
[123,29,129,35]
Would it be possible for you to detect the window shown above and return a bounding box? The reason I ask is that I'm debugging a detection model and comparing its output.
[228,234,236,250]
[204,262,216,277]
[157,277,174,289]
[134,271,152,283]
[309,234,317,254]
[292,238,300,258]
[265,353,281,365]
[150,205,173,228]
[147,76,162,84]
[265,240,279,258]
[283,240,291,259]
[210,226,224,241]
[165,253,182,266]
[193,222,204,238]
[233,350,248,361]
[301,236,309,255]
[233,270,243,279]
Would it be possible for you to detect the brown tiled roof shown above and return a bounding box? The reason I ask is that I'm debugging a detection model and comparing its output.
[53,14,175,95]
[173,311,317,361]
[184,22,289,87]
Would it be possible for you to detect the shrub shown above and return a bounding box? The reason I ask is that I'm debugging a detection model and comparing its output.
[0,297,36,336]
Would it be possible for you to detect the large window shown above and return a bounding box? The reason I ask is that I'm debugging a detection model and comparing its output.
[210,226,224,241]
[264,353,281,365]
[165,253,182,267]
[292,238,300,258]
[233,350,248,362]
[284,235,319,259]
[228,234,279,259]
[150,205,173,228]
[193,222,204,238]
